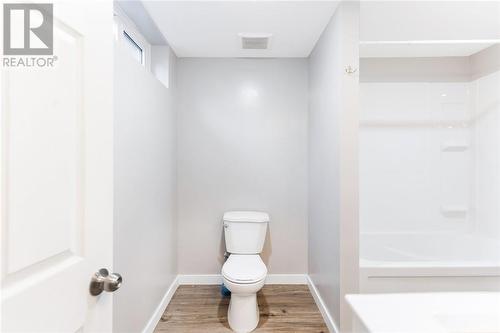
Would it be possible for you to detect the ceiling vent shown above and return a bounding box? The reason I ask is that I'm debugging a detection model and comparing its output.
[239,33,272,50]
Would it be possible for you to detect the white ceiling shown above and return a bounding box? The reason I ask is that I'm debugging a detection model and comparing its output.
[139,1,500,59]
[360,1,500,58]
[360,1,500,42]
[142,1,339,58]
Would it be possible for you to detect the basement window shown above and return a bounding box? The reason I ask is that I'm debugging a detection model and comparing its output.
[113,6,151,69]
[123,30,143,65]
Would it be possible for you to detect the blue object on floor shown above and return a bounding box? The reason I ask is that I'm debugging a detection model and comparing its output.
[221,283,231,297]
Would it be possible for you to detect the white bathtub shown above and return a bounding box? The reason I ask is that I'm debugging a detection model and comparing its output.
[360,232,500,293]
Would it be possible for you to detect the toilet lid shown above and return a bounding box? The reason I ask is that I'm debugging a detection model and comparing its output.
[222,255,267,283]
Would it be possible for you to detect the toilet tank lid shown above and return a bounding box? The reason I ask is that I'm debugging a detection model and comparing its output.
[223,211,269,223]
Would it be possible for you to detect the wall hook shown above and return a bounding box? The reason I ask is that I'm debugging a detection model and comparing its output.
[345,66,358,75]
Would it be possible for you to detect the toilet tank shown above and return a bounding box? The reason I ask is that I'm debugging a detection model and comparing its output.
[223,211,269,254]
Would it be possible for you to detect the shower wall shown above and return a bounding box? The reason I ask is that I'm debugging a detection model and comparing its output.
[358,47,500,295]
[360,46,500,239]
[360,81,473,233]
[472,70,500,239]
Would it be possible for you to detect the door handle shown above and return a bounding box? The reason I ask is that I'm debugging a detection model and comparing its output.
[89,268,122,296]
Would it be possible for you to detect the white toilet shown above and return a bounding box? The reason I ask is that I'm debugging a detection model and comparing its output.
[221,211,269,333]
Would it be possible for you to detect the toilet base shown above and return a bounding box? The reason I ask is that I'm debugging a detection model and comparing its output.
[227,292,259,333]
[222,270,266,333]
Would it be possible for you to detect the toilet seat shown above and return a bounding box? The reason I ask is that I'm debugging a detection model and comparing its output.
[222,254,267,284]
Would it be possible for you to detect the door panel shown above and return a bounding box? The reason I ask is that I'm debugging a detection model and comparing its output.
[1,1,114,331]
[5,18,83,275]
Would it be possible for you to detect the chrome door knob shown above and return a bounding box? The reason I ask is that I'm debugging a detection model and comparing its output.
[89,268,122,296]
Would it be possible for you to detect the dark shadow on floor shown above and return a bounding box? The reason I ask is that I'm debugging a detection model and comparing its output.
[256,290,270,328]
[217,292,231,329]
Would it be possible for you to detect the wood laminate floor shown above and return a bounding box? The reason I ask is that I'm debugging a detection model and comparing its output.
[154,285,328,333]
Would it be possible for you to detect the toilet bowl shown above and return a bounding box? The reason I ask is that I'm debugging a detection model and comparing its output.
[222,211,269,333]
[222,254,267,333]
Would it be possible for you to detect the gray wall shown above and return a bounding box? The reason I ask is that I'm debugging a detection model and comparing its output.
[176,58,308,275]
[308,2,359,332]
[113,46,177,332]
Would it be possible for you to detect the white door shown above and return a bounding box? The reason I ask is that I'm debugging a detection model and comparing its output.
[1,1,115,331]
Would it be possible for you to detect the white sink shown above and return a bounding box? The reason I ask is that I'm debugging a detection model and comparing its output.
[346,292,500,333]
[434,313,500,333]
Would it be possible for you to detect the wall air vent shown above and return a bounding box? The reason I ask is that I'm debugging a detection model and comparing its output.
[239,33,272,50]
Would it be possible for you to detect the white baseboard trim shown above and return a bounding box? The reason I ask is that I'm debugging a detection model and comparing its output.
[177,274,308,285]
[142,276,179,333]
[307,276,339,333]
